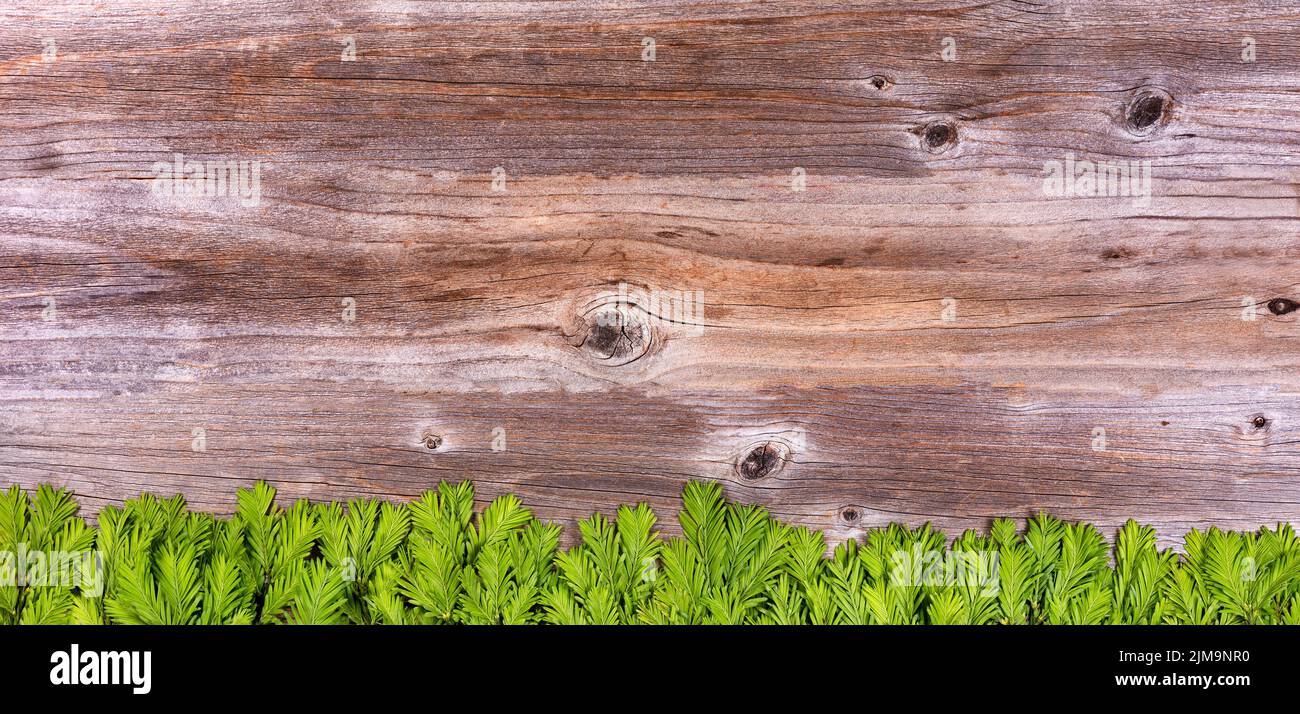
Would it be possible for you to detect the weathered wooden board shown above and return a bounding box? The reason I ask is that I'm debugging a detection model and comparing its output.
[2,0,1300,547]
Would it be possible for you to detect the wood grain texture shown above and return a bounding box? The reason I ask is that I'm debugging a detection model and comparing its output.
[2,0,1300,547]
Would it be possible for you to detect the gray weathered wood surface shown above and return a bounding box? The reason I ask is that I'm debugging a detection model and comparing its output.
[2,0,1299,546]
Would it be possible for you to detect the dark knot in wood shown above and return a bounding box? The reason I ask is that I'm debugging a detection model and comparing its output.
[737,441,789,481]
[1267,298,1299,315]
[1124,88,1172,135]
[921,121,957,153]
[577,301,653,366]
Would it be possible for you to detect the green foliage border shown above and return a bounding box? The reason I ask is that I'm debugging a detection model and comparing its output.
[2,481,1298,624]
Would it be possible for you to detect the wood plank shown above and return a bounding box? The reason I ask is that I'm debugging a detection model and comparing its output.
[2,0,1299,546]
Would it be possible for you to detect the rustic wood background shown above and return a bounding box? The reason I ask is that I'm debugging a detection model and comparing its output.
[2,0,1299,547]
